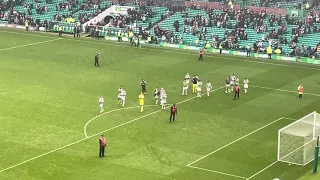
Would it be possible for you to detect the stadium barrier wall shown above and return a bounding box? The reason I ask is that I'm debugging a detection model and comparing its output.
[0,23,46,31]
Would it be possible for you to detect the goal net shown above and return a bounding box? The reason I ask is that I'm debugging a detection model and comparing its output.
[278,112,320,165]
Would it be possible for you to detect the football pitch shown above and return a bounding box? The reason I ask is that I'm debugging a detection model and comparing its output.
[1,29,320,180]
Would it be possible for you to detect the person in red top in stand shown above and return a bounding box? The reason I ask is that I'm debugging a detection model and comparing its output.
[170,104,178,122]
[99,135,106,158]
[199,49,204,60]
[233,84,240,100]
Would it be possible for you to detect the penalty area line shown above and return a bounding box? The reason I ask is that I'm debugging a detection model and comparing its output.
[246,161,278,180]
[0,86,224,174]
[187,117,285,166]
[187,165,247,179]
[188,117,295,179]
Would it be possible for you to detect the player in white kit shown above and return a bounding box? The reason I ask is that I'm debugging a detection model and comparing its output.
[235,76,240,85]
[206,81,212,96]
[99,96,104,114]
[118,86,123,104]
[230,74,235,92]
[182,79,188,96]
[153,87,160,105]
[197,80,203,97]
[185,73,190,84]
[120,89,126,107]
[243,78,249,93]
[160,88,167,109]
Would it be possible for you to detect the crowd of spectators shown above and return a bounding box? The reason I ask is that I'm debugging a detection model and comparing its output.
[104,1,186,43]
[155,3,320,57]
[0,0,108,27]
[55,0,77,12]
[1,0,320,57]
[262,0,320,10]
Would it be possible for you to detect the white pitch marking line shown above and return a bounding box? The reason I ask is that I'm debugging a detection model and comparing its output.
[278,160,304,166]
[187,117,285,166]
[0,86,225,173]
[2,30,320,72]
[0,38,61,51]
[250,85,320,97]
[188,165,247,179]
[84,104,172,138]
[281,117,297,121]
[246,161,278,180]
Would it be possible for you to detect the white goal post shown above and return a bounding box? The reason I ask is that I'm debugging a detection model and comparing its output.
[278,111,320,165]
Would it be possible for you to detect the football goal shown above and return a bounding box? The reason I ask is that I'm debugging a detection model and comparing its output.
[278,112,320,165]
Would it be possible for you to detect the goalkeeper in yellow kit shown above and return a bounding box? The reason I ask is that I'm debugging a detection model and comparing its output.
[192,75,199,94]
[139,92,145,112]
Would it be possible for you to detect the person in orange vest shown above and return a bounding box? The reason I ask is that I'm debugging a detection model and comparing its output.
[99,135,106,157]
[199,49,203,60]
[298,85,304,99]
[233,84,240,100]
[170,104,177,122]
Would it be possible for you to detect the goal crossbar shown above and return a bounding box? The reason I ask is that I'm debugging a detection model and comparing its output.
[278,111,317,133]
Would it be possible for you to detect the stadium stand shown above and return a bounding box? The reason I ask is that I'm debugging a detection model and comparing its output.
[1,0,320,58]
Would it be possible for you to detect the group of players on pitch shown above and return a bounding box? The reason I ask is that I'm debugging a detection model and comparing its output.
[98,79,168,114]
[225,74,250,94]
[97,74,250,114]
[183,73,249,97]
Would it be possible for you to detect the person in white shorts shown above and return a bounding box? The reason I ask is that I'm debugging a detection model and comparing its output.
[243,78,249,93]
[197,80,203,97]
[99,96,104,114]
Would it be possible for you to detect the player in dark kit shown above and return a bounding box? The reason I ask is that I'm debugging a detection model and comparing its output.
[99,135,106,157]
[73,25,77,38]
[192,75,199,94]
[233,84,240,100]
[199,49,203,60]
[95,53,100,67]
[77,25,80,37]
[140,79,147,94]
[170,104,177,122]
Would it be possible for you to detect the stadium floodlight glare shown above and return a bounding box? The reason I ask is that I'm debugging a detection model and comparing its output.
[278,112,320,165]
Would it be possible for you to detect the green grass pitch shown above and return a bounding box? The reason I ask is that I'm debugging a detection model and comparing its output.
[1,28,320,180]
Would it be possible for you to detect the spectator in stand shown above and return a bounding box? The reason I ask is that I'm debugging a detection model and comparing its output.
[173,20,179,32]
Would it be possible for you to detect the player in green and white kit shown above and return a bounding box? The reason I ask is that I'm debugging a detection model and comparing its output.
[120,89,126,107]
[225,76,231,93]
[153,87,160,105]
[182,79,189,96]
[206,81,212,96]
[230,74,235,92]
[235,76,240,85]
